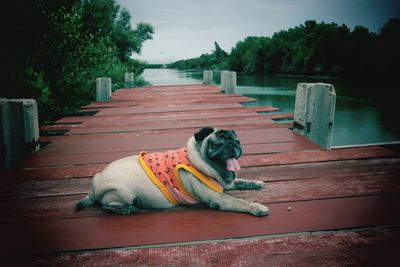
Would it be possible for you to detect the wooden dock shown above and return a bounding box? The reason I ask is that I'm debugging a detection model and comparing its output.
[1,84,399,266]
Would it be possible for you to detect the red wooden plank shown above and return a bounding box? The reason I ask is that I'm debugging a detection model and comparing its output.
[75,114,267,129]
[39,124,77,132]
[241,146,399,167]
[5,158,399,202]
[39,129,309,156]
[40,123,291,143]
[230,173,400,203]
[95,103,244,116]
[105,96,256,106]
[4,158,400,199]
[4,228,398,266]
[2,166,399,220]
[79,112,265,128]
[9,147,398,181]
[6,164,107,180]
[42,127,294,143]
[22,141,318,167]
[239,158,400,182]
[67,116,275,135]
[1,194,399,256]
[55,106,280,124]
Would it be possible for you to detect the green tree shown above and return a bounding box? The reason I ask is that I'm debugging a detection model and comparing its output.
[2,0,153,123]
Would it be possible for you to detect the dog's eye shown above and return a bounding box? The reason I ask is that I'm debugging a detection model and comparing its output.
[211,141,222,149]
[211,142,219,149]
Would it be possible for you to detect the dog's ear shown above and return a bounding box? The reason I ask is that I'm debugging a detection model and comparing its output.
[194,127,214,142]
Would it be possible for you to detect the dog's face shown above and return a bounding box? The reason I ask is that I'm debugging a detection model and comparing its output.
[194,127,242,181]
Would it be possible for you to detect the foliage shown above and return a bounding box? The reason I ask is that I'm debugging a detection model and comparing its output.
[168,18,400,86]
[2,0,153,123]
[167,41,229,70]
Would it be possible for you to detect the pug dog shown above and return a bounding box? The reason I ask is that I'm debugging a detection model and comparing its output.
[76,127,269,216]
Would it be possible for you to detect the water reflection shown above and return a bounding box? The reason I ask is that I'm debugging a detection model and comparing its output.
[142,68,400,146]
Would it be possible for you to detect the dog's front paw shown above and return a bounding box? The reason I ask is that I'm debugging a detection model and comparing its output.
[250,202,270,217]
[252,181,265,190]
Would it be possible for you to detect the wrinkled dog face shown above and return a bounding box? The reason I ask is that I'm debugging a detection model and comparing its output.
[207,130,242,163]
[195,127,243,180]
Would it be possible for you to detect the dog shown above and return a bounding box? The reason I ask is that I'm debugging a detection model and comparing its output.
[76,127,269,216]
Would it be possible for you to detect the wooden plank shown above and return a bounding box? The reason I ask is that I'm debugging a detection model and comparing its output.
[67,116,275,135]
[42,126,294,143]
[10,147,398,180]
[105,97,257,106]
[4,228,398,266]
[239,158,400,182]
[74,114,268,129]
[54,106,280,124]
[81,94,257,108]
[39,128,309,156]
[2,170,399,221]
[22,141,319,167]
[40,124,77,132]
[6,164,107,180]
[241,146,399,167]
[95,103,244,116]
[4,158,400,199]
[229,173,400,203]
[78,112,265,128]
[1,194,399,256]
[21,144,397,168]
[40,123,291,143]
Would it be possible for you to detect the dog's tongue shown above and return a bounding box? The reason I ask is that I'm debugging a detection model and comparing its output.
[226,158,241,172]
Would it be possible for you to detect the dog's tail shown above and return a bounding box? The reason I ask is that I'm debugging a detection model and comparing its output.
[76,187,96,211]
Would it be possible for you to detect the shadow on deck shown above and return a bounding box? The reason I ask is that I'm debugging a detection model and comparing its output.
[1,84,399,266]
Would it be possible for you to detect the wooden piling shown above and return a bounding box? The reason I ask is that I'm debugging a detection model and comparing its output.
[0,98,40,170]
[96,78,112,102]
[293,83,336,149]
[124,72,134,88]
[220,71,236,94]
[203,70,213,84]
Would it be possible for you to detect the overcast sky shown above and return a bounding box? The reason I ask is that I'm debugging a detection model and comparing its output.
[116,0,400,64]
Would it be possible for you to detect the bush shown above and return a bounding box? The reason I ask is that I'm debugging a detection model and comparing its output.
[2,0,153,123]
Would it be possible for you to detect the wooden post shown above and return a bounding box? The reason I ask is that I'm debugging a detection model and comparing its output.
[0,98,40,170]
[203,70,213,84]
[220,71,236,94]
[125,72,134,88]
[96,77,112,102]
[293,83,336,150]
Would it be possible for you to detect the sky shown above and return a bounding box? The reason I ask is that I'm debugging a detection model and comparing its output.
[116,0,400,64]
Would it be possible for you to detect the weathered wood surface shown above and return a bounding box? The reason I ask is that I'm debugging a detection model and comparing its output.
[5,228,397,266]
[1,84,399,265]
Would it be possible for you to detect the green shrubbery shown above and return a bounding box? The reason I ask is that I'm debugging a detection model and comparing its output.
[3,0,153,123]
[168,18,400,84]
[167,42,229,70]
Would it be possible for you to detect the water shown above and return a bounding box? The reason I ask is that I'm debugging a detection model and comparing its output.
[142,68,400,147]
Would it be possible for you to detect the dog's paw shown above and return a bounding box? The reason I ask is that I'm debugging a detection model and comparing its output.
[252,181,265,190]
[250,202,270,217]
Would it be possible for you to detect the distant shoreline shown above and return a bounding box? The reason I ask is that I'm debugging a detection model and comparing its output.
[271,73,339,80]
[145,67,340,80]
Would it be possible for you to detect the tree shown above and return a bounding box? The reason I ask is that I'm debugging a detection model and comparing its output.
[2,0,153,123]
[376,18,400,81]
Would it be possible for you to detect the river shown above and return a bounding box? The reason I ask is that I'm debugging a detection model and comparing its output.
[142,68,400,147]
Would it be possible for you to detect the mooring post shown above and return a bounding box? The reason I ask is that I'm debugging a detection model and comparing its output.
[220,71,236,94]
[96,77,112,102]
[293,83,336,150]
[203,70,213,84]
[0,98,40,170]
[124,72,134,88]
